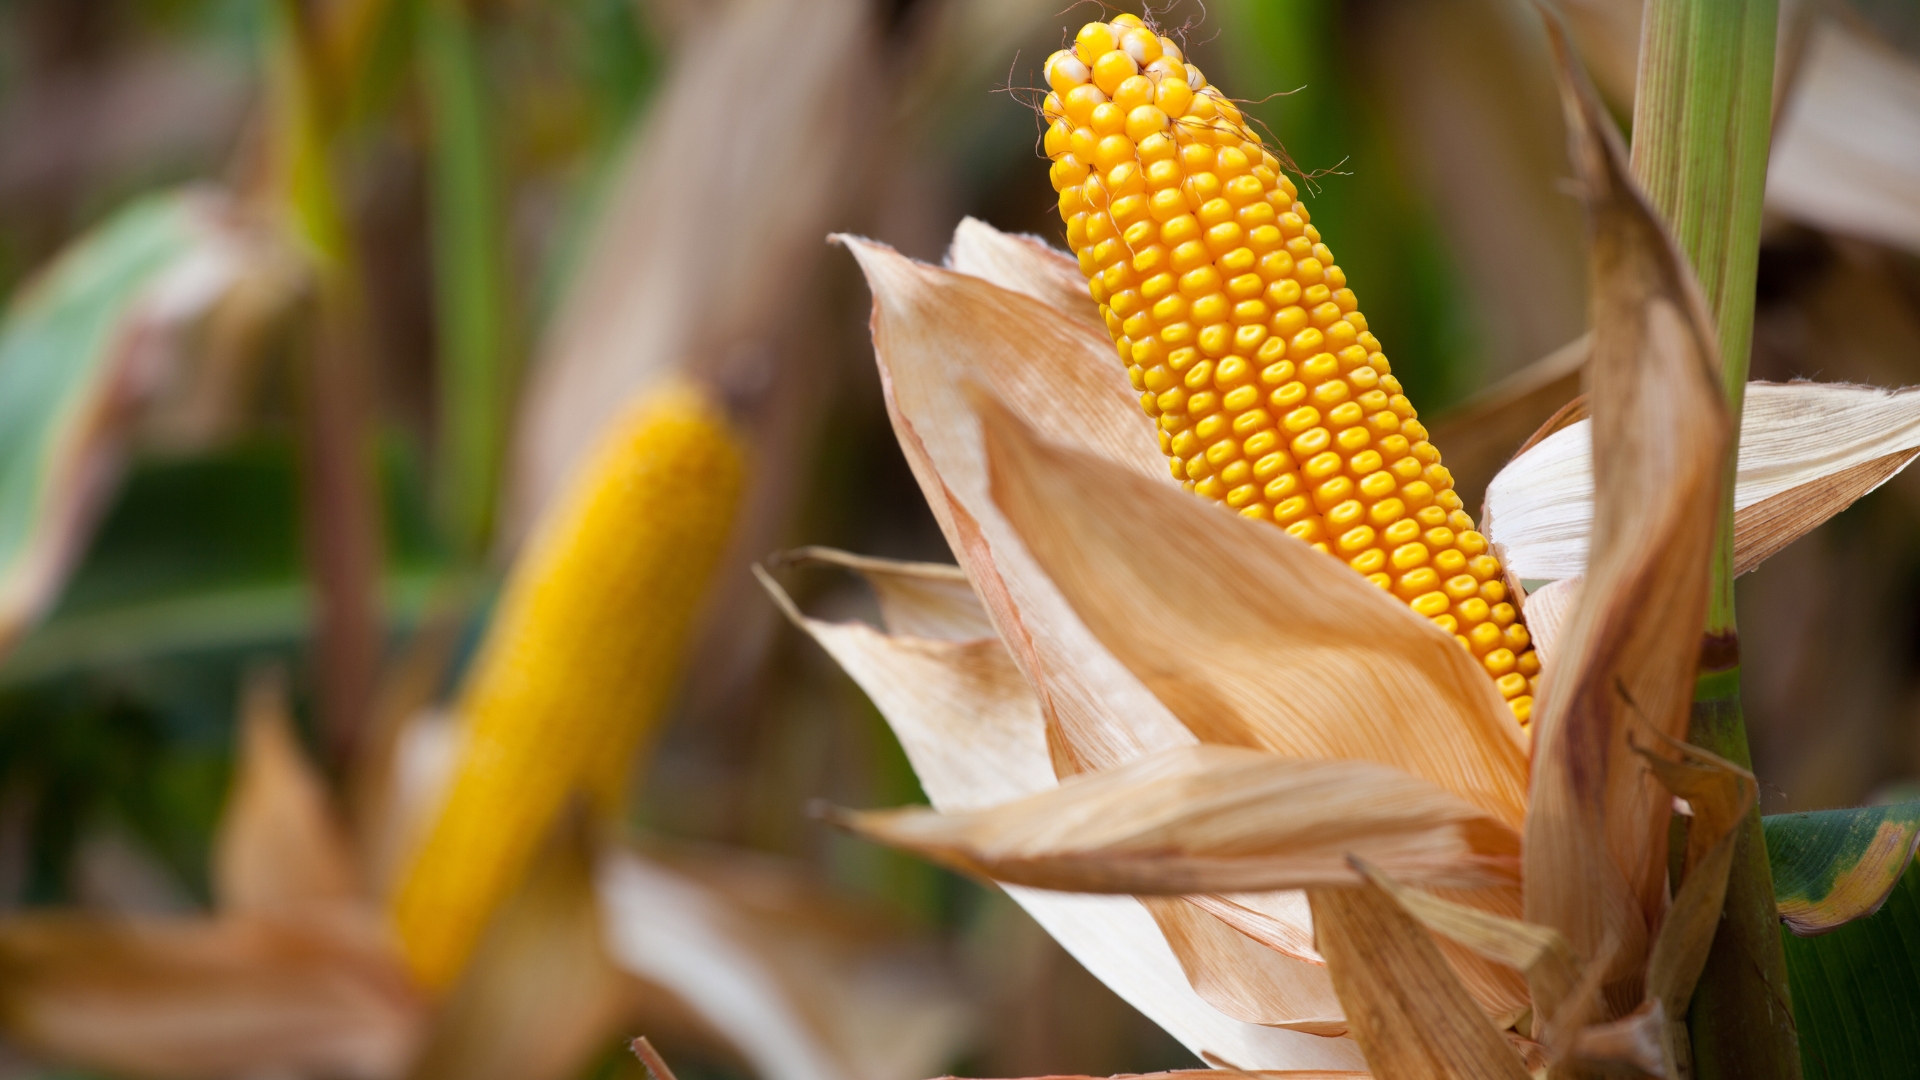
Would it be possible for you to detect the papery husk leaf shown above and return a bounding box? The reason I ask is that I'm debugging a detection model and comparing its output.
[757,561,1053,813]
[977,392,1530,1015]
[214,666,361,918]
[597,846,972,1080]
[1767,21,1920,254]
[838,234,1194,776]
[1308,881,1531,1079]
[1764,802,1920,935]
[1142,898,1345,1035]
[1349,861,1582,1040]
[1485,382,1920,582]
[1523,23,1730,995]
[840,228,1367,1045]
[772,548,995,642]
[759,561,1366,1070]
[830,745,1521,893]
[974,393,1527,824]
[506,0,867,537]
[1635,733,1759,1024]
[1570,1001,1669,1078]
[944,217,1101,332]
[0,914,422,1080]
[408,813,629,1080]
[1518,576,1581,669]
[0,188,245,659]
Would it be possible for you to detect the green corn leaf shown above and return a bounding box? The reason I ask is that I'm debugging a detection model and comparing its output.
[1765,803,1920,935]
[1776,848,1920,1080]
[0,190,241,659]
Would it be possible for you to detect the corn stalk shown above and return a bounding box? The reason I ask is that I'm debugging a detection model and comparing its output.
[1628,0,1798,1076]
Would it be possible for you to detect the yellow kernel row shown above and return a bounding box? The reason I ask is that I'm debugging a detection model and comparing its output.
[1042,14,1539,723]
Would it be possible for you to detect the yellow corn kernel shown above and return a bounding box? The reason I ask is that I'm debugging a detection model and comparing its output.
[1043,19,1537,722]
[390,380,745,991]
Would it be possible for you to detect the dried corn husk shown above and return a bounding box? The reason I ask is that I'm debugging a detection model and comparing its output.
[830,745,1522,893]
[1522,20,1730,998]
[760,557,1366,1070]
[1486,380,1920,581]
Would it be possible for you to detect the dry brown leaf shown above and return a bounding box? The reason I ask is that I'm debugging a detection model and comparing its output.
[1143,898,1345,1035]
[975,393,1528,827]
[976,392,1531,1016]
[213,666,361,918]
[757,561,1053,813]
[773,548,996,643]
[761,558,1367,1070]
[830,745,1521,894]
[1523,22,1730,997]
[506,0,870,538]
[944,218,1101,333]
[839,234,1193,777]
[1518,576,1581,670]
[0,914,421,1080]
[1635,734,1758,1027]
[597,846,972,1080]
[1768,20,1920,253]
[1309,882,1531,1079]
[1486,381,1920,581]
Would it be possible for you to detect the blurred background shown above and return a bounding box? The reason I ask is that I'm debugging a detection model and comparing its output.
[0,0,1918,1078]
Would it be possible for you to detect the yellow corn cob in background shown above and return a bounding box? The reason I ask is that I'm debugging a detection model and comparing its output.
[390,379,744,991]
[1041,15,1539,723]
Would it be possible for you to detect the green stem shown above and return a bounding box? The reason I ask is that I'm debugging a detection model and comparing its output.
[422,0,509,558]
[1631,0,1796,1076]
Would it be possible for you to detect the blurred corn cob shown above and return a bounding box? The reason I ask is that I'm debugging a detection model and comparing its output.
[390,379,745,991]
[1041,14,1539,722]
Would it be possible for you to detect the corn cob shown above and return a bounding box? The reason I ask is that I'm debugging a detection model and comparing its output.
[1041,15,1539,723]
[390,379,744,991]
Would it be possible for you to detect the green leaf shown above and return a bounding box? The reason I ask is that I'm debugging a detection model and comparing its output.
[1779,852,1920,1080]
[1765,803,1920,934]
[0,190,238,657]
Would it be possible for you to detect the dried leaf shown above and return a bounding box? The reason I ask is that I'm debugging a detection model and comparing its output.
[0,914,421,1080]
[773,548,995,642]
[830,745,1521,894]
[0,188,244,658]
[1142,897,1345,1035]
[1518,576,1580,669]
[1636,734,1759,1022]
[597,846,972,1080]
[1764,802,1920,935]
[943,217,1102,332]
[213,666,361,918]
[757,561,1054,813]
[762,560,1366,1069]
[408,815,629,1080]
[1523,22,1730,994]
[975,393,1528,825]
[976,392,1531,1016]
[507,0,869,537]
[1309,882,1530,1079]
[1487,381,1920,581]
[839,234,1194,776]
[1768,21,1920,253]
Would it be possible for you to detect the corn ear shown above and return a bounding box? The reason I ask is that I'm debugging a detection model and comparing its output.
[390,379,745,991]
[1042,14,1538,721]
